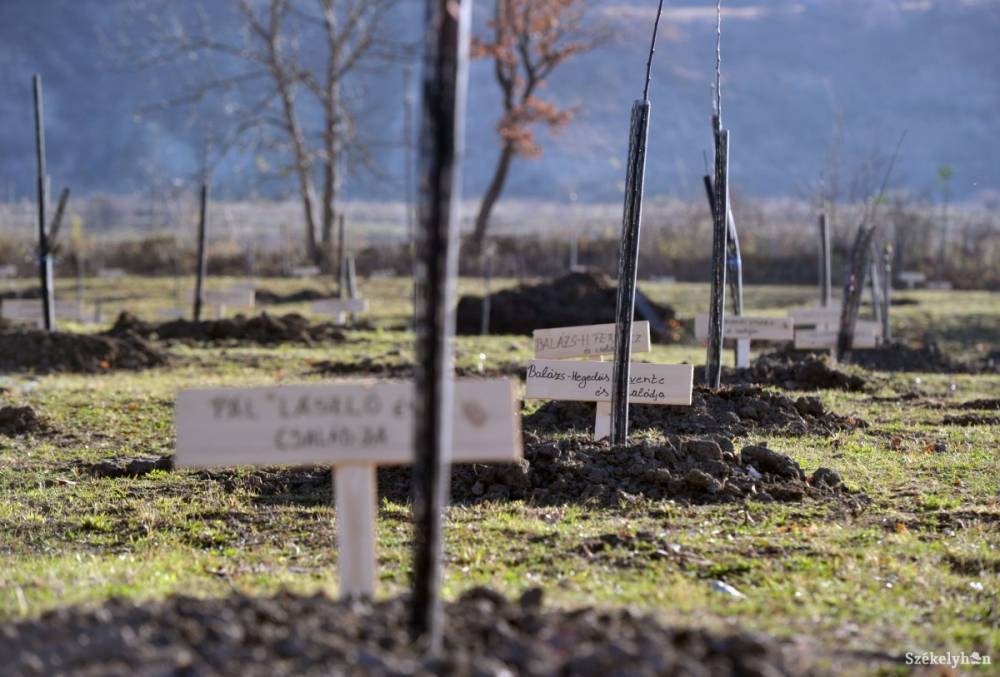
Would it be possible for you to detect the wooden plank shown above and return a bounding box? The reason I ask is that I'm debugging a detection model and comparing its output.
[694,315,793,341]
[533,321,650,359]
[1,299,86,323]
[312,298,369,316]
[193,286,256,308]
[594,400,611,441]
[526,359,693,405]
[334,463,377,597]
[175,379,520,468]
[788,304,842,325]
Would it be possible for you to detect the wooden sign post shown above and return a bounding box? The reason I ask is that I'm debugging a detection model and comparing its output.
[694,315,793,368]
[1,299,87,326]
[788,303,882,351]
[192,183,209,321]
[532,322,652,439]
[175,379,520,597]
[191,282,255,319]
[818,213,832,307]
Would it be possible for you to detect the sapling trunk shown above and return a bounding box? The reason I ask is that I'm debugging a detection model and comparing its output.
[609,0,664,445]
[192,183,208,322]
[33,74,54,331]
[819,213,832,307]
[705,128,730,388]
[410,0,471,648]
[337,214,347,298]
[882,243,892,342]
[836,225,876,359]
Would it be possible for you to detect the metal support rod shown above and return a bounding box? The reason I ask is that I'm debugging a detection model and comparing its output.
[192,183,208,322]
[33,74,54,331]
[411,0,471,647]
[702,174,742,315]
[609,100,651,445]
[705,129,730,388]
[337,214,347,298]
[480,244,493,336]
[819,213,832,307]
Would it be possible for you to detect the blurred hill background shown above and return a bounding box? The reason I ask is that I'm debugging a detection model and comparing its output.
[1,0,998,206]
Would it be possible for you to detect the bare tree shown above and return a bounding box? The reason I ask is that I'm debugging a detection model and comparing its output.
[123,0,402,270]
[469,0,604,251]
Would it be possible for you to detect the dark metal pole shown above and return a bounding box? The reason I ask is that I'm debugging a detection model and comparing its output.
[33,74,54,331]
[480,243,492,335]
[609,0,664,446]
[411,0,471,647]
[192,183,208,322]
[702,174,742,316]
[705,127,730,388]
[819,212,831,307]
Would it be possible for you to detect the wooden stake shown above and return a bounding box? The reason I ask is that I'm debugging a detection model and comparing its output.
[334,464,377,597]
[32,74,54,332]
[819,213,832,307]
[411,0,471,646]
[192,183,208,322]
[882,243,892,342]
[480,243,493,336]
[337,213,347,298]
[836,225,875,359]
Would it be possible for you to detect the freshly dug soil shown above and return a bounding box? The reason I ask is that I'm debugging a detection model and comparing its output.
[200,432,862,507]
[0,405,41,435]
[106,311,348,345]
[844,341,969,373]
[255,288,331,305]
[959,398,1000,410]
[455,271,676,338]
[703,350,867,391]
[941,413,1000,427]
[0,326,167,374]
[0,588,831,676]
[0,287,42,300]
[526,385,864,438]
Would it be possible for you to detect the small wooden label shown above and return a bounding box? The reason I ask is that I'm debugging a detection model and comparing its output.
[292,266,321,278]
[175,379,521,467]
[694,315,793,341]
[97,268,126,279]
[525,359,693,405]
[0,265,19,278]
[0,299,86,322]
[312,298,369,315]
[194,285,256,308]
[788,305,842,325]
[533,322,650,359]
[794,329,877,350]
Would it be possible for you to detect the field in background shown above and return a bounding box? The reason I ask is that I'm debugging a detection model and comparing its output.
[1,278,998,671]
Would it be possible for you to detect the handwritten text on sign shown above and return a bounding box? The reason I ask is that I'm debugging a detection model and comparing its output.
[694,315,793,341]
[532,321,650,359]
[795,329,877,350]
[525,359,693,405]
[175,379,521,467]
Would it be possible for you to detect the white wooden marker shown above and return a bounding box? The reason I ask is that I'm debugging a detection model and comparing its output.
[0,264,18,278]
[97,268,126,279]
[311,298,369,325]
[191,283,256,318]
[694,315,794,368]
[526,360,693,405]
[532,322,652,440]
[175,378,520,597]
[292,265,321,278]
[898,271,926,289]
[1,298,87,325]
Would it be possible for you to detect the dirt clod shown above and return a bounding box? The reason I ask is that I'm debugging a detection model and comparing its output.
[0,405,41,435]
[455,271,676,338]
[845,341,968,373]
[255,288,330,305]
[107,311,348,345]
[0,325,167,373]
[83,455,174,478]
[0,589,832,676]
[941,413,1000,427]
[710,350,867,391]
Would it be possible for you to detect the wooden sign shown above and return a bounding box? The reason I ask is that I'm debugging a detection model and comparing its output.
[795,328,877,350]
[175,379,519,467]
[788,305,842,326]
[291,265,321,278]
[311,298,369,316]
[694,315,793,341]
[97,268,126,279]
[526,359,693,405]
[533,321,650,359]
[0,265,17,278]
[1,299,86,324]
[898,271,926,289]
[176,378,520,598]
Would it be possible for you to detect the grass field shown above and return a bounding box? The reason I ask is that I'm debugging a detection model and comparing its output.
[1,276,998,673]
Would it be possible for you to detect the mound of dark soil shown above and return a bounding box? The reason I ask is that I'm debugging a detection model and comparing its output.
[107,311,347,345]
[0,405,41,435]
[0,287,42,300]
[844,341,968,373]
[941,413,1000,427]
[0,326,167,374]
[255,288,331,305]
[702,351,867,391]
[198,431,862,507]
[0,588,832,676]
[455,271,676,338]
[959,398,1000,410]
[82,455,173,478]
[526,385,864,438]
